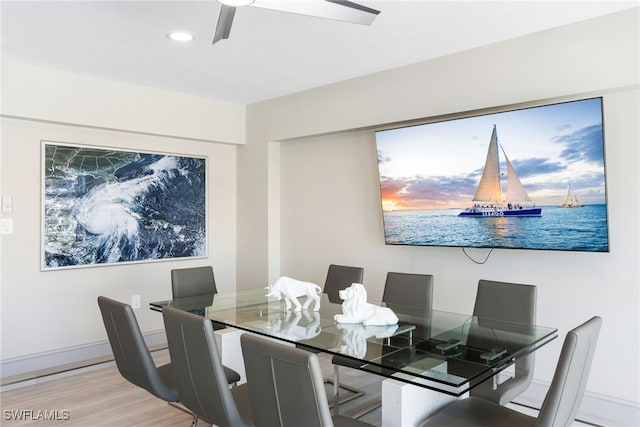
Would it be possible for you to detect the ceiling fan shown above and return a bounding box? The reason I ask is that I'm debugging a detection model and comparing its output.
[213,0,380,45]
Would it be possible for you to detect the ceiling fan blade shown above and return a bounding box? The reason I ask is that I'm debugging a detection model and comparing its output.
[251,0,380,25]
[212,4,237,45]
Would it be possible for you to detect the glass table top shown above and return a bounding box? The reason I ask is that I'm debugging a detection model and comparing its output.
[151,288,557,396]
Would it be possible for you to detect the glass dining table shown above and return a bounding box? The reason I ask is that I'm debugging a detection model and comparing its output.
[150,288,557,400]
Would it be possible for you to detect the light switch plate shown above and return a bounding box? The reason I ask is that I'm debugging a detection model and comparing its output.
[1,218,13,234]
[2,196,11,214]
[131,294,141,309]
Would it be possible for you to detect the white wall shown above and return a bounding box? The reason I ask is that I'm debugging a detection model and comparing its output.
[240,8,640,421]
[2,60,246,144]
[0,62,243,370]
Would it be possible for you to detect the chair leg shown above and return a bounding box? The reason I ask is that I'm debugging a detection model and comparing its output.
[348,400,382,419]
[168,401,192,415]
[334,365,340,415]
[325,365,366,413]
[168,402,200,425]
[333,364,381,419]
[326,365,382,419]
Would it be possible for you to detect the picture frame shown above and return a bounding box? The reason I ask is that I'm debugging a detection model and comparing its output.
[42,141,207,270]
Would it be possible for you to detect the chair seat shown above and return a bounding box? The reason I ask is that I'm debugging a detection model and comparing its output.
[420,397,536,427]
[224,365,241,384]
[160,347,240,387]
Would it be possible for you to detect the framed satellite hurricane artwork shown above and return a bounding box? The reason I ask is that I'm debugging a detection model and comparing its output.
[42,141,207,270]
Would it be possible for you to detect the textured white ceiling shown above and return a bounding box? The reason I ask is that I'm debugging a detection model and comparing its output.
[1,1,637,105]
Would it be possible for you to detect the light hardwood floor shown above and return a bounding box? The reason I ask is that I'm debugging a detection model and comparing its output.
[0,349,383,426]
[1,349,591,427]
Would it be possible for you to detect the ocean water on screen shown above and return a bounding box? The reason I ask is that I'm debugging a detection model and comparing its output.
[382,204,608,252]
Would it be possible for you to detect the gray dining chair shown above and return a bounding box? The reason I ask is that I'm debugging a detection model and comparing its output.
[317,264,366,408]
[171,265,217,299]
[382,272,434,314]
[419,316,602,427]
[97,296,179,404]
[162,306,252,427]
[171,265,228,330]
[331,272,434,416]
[470,279,537,405]
[240,333,374,427]
[323,264,364,304]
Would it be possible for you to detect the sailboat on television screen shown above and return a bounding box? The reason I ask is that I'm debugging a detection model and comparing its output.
[459,125,542,217]
[560,182,584,208]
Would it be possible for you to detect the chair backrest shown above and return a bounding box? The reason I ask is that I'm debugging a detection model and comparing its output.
[170,266,217,299]
[473,279,536,324]
[383,272,434,311]
[162,306,248,427]
[241,333,334,427]
[536,316,602,427]
[383,272,434,342]
[323,264,364,303]
[97,296,178,402]
[470,280,537,404]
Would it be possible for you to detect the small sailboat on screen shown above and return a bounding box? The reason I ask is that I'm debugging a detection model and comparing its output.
[459,125,542,217]
[560,182,584,208]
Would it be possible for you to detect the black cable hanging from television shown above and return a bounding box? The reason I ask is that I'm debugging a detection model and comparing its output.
[462,247,494,264]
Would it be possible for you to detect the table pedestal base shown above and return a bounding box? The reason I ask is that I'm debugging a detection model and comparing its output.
[381,379,462,427]
[214,327,247,384]
[214,327,295,386]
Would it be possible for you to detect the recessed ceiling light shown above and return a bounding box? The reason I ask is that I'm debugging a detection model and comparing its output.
[166,31,195,42]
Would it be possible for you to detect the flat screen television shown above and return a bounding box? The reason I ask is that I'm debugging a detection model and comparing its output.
[374,96,609,252]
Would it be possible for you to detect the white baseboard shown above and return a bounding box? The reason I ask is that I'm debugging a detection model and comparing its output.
[0,329,167,382]
[513,376,640,427]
